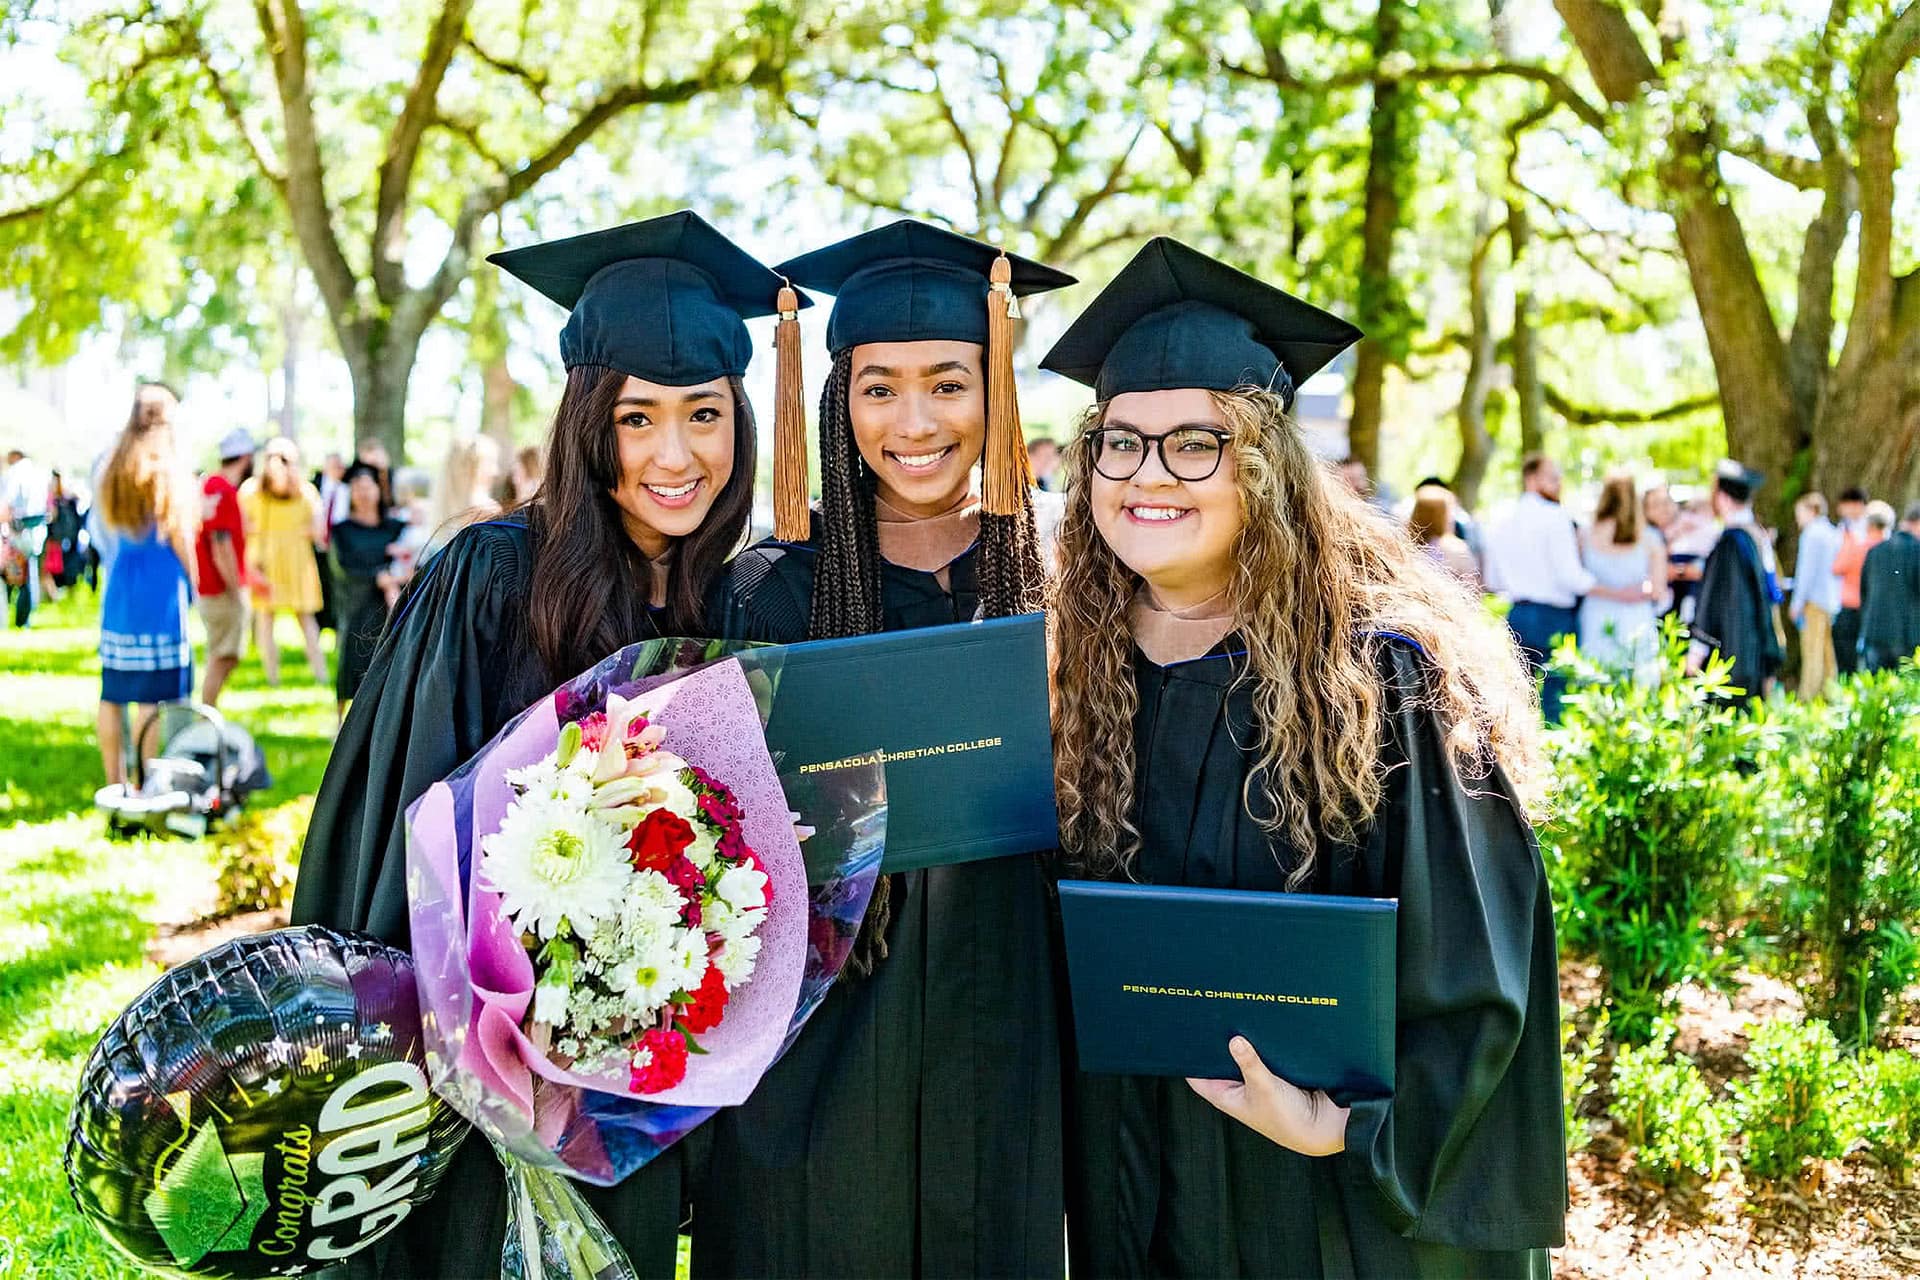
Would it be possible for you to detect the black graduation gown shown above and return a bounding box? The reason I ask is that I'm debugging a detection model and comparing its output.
[291,516,688,1279]
[1858,529,1920,672]
[689,527,1064,1279]
[327,515,405,703]
[1063,639,1566,1279]
[1691,525,1783,698]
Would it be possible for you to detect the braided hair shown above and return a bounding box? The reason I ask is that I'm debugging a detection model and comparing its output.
[806,346,1049,968]
[806,348,1046,640]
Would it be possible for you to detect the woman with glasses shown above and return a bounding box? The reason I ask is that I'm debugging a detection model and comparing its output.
[1041,239,1566,1277]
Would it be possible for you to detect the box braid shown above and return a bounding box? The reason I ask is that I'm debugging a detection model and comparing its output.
[806,347,1049,969]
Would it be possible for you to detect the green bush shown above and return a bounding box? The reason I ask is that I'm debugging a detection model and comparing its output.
[1727,1018,1855,1182]
[1609,1024,1730,1185]
[1757,666,1920,1047]
[1563,1006,1607,1153]
[1850,1048,1920,1180]
[1543,619,1768,1041]
[210,797,312,916]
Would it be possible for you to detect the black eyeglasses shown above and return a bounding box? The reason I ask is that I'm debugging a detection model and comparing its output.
[1083,425,1232,482]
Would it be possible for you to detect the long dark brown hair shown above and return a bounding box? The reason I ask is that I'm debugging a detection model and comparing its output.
[524,364,756,678]
[805,348,1044,639]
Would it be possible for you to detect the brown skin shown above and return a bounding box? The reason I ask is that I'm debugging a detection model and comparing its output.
[846,339,986,519]
[607,374,736,580]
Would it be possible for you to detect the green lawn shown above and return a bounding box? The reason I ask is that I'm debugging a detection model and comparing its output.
[0,590,336,1278]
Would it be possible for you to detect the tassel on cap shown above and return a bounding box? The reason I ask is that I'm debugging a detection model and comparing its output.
[772,281,810,542]
[982,251,1032,517]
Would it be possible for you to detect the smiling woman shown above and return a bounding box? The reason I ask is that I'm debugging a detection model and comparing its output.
[696,220,1076,1279]
[288,210,805,1279]
[1043,238,1565,1279]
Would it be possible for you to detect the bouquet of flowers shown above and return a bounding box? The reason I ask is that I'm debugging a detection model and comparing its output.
[406,638,888,1279]
[479,690,773,1093]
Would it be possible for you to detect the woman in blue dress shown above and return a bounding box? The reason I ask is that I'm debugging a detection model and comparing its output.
[93,384,197,785]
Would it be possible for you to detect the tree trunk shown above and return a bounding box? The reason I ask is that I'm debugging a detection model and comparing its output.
[1507,200,1545,458]
[1454,209,1497,509]
[278,294,301,441]
[1347,0,1408,474]
[482,356,517,445]
[350,339,418,463]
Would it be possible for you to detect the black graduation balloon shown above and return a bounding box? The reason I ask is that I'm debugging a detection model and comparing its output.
[65,926,466,1278]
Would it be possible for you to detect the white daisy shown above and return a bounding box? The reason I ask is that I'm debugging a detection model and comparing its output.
[713,933,762,986]
[479,796,631,937]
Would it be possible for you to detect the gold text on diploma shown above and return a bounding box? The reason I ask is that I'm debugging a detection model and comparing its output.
[1119,984,1339,1007]
[797,737,1006,775]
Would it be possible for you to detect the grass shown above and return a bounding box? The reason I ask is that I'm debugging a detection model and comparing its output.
[0,589,335,1278]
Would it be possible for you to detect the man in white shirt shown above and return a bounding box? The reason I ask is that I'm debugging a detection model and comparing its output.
[2,447,52,627]
[1485,453,1595,721]
[1789,492,1843,698]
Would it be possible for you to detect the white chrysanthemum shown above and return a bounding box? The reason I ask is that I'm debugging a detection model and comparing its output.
[670,928,710,994]
[479,796,630,937]
[714,865,768,912]
[713,933,762,986]
[623,870,687,928]
[705,899,763,944]
[604,916,681,1010]
[506,758,594,808]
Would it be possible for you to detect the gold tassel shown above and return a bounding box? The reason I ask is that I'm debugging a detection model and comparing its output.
[772,282,810,542]
[982,252,1032,517]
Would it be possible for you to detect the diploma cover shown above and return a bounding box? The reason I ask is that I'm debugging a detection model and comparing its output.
[1057,879,1395,1094]
[766,613,1057,877]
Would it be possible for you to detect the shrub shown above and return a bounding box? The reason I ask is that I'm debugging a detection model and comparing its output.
[1850,1048,1920,1181]
[1609,1023,1730,1185]
[211,796,312,916]
[1758,666,1920,1047]
[1728,1018,1855,1182]
[1543,619,1768,1041]
[1563,1005,1608,1154]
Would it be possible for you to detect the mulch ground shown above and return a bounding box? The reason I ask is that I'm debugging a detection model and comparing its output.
[1556,963,1920,1277]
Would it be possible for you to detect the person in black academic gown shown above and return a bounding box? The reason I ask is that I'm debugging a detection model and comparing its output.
[1039,238,1567,1278]
[288,211,807,1278]
[698,220,1075,1278]
[1687,460,1784,699]
[1857,502,1920,674]
[327,461,407,718]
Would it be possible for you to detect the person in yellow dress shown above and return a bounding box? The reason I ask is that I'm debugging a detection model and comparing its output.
[239,435,328,685]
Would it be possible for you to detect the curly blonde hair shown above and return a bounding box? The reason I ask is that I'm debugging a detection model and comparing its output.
[98,384,197,573]
[1050,385,1542,883]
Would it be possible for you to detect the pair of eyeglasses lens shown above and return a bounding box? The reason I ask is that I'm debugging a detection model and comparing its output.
[1087,427,1228,482]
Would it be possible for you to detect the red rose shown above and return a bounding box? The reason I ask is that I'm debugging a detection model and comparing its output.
[629,809,696,872]
[629,1027,689,1093]
[676,965,731,1034]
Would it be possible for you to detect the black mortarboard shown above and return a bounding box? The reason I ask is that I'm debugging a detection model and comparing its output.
[769,220,1077,530]
[773,219,1075,356]
[1039,237,1361,407]
[487,210,810,384]
[1714,458,1763,502]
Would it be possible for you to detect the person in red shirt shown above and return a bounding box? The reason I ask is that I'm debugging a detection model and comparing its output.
[196,429,255,705]
[1831,496,1892,675]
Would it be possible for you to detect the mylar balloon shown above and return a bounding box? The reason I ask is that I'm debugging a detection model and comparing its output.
[66,926,467,1277]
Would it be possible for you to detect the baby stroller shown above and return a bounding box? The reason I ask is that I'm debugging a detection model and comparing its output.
[94,703,272,838]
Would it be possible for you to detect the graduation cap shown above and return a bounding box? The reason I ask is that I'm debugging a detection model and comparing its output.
[1714,458,1763,502]
[1038,237,1362,409]
[489,211,812,477]
[771,220,1078,536]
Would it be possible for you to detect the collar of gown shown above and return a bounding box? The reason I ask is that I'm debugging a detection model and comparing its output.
[874,490,981,573]
[1129,583,1236,667]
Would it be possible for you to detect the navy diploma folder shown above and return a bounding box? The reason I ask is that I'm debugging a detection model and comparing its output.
[1057,880,1396,1095]
[765,614,1058,877]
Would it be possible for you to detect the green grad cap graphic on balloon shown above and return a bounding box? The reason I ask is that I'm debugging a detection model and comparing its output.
[144,1114,273,1268]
